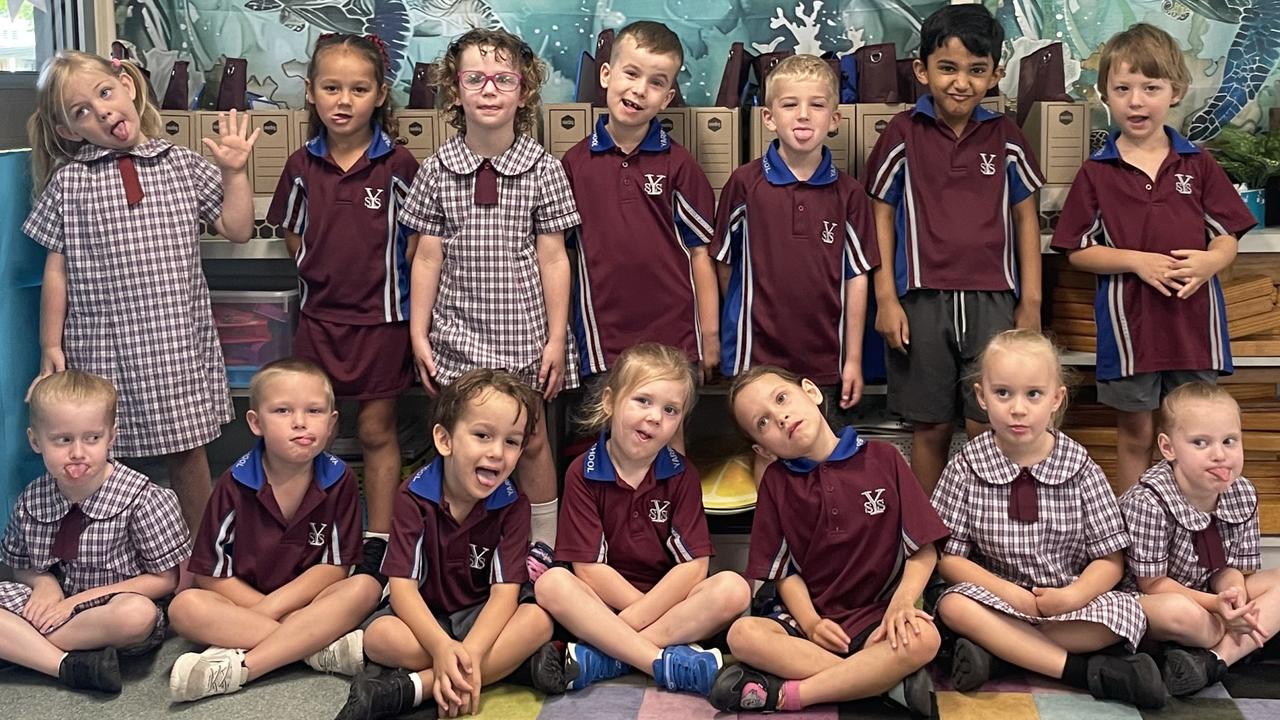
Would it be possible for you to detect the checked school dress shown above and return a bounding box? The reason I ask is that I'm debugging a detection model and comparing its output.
[22,139,233,456]
[931,431,1147,648]
[399,134,582,390]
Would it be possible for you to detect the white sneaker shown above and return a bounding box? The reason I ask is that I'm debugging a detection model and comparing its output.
[304,629,366,676]
[169,647,247,702]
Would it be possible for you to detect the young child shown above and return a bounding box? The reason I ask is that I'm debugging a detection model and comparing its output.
[865,4,1044,493]
[0,371,190,693]
[711,365,946,715]
[1119,382,1280,696]
[23,51,259,532]
[930,330,1164,708]
[1050,24,1255,492]
[713,54,878,413]
[404,28,580,551]
[167,359,381,702]
[267,33,420,562]
[334,369,564,720]
[535,343,748,696]
[561,21,719,384]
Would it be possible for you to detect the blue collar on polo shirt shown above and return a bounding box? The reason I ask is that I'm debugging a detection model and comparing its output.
[1090,126,1200,163]
[305,126,397,160]
[763,140,837,186]
[589,115,670,153]
[231,441,348,491]
[781,426,866,473]
[406,457,519,510]
[911,94,1002,123]
[582,432,684,482]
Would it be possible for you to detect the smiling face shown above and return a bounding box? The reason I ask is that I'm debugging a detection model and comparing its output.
[1159,398,1244,503]
[915,37,999,131]
[28,399,116,497]
[454,43,524,134]
[975,346,1066,459]
[1104,61,1180,146]
[305,45,387,143]
[604,376,690,463]
[732,373,832,461]
[246,371,337,467]
[601,35,679,133]
[435,389,528,505]
[55,69,143,150]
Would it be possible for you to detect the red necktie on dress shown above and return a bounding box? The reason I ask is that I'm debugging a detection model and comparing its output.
[50,504,85,562]
[117,155,145,206]
[1193,521,1228,571]
[1008,467,1039,523]
[474,160,499,206]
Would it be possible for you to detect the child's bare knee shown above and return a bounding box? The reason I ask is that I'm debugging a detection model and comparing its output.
[935,593,978,631]
[166,590,203,631]
[111,594,159,641]
[533,567,575,611]
[904,621,941,667]
[707,572,751,618]
[726,617,771,653]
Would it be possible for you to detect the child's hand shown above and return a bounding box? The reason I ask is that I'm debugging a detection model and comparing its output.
[431,640,476,713]
[1031,585,1085,617]
[411,334,439,396]
[201,109,260,174]
[538,337,565,401]
[839,361,863,409]
[1213,588,1265,646]
[32,596,78,634]
[21,581,65,627]
[805,617,852,655]
[875,298,910,352]
[1128,251,1180,297]
[700,334,720,385]
[1013,301,1041,332]
[1000,582,1042,617]
[868,601,933,651]
[1168,248,1228,299]
[25,346,66,402]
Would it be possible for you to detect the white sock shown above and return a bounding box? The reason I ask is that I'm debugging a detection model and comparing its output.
[410,671,424,707]
[363,531,389,541]
[530,500,559,547]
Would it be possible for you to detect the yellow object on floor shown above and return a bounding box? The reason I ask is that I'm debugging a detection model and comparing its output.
[700,453,757,514]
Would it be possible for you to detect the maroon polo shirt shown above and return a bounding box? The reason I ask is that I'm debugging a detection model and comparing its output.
[380,458,530,614]
[267,128,420,325]
[189,443,362,594]
[711,142,879,384]
[556,434,714,592]
[564,117,717,376]
[865,96,1044,297]
[1051,128,1255,381]
[746,429,950,638]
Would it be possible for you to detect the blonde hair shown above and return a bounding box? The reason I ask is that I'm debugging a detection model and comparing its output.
[248,357,336,413]
[1159,382,1239,435]
[578,343,697,432]
[29,370,118,428]
[435,28,546,137]
[975,329,1071,427]
[1097,23,1191,104]
[764,54,838,107]
[27,51,162,194]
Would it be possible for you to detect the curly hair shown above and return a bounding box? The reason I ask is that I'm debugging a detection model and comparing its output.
[435,28,545,137]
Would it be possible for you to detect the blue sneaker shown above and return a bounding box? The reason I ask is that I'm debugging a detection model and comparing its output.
[564,642,629,690]
[653,644,724,696]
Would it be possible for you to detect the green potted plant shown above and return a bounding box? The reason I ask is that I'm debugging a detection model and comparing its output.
[1204,126,1280,226]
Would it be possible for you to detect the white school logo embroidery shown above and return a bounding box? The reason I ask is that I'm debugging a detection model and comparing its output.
[821,220,837,244]
[468,544,491,570]
[1174,173,1194,195]
[643,174,666,196]
[308,522,328,546]
[363,188,384,209]
[649,500,670,523]
[861,489,886,516]
[978,153,998,176]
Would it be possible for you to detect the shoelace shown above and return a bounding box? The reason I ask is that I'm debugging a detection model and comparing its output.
[667,654,706,692]
[206,660,235,694]
[315,646,337,671]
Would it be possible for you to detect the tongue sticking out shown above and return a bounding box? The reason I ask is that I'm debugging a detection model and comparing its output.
[1208,467,1233,483]
[476,468,498,487]
[65,464,90,480]
[112,120,130,141]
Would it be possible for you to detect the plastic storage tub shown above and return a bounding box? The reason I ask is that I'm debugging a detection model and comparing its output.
[210,289,299,387]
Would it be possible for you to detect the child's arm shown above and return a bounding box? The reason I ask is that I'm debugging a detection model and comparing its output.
[203,110,260,244]
[388,577,474,710]
[572,562,645,611]
[1032,550,1123,616]
[1137,574,1222,610]
[27,252,68,400]
[25,570,178,635]
[248,564,348,620]
[1067,245,1181,296]
[535,230,571,400]
[1168,234,1238,299]
[869,543,937,649]
[937,553,1041,616]
[776,573,851,654]
[457,583,520,714]
[690,247,720,382]
[409,232,445,395]
[840,273,868,408]
[871,198,909,351]
[283,229,301,258]
[194,574,268,607]
[616,557,708,631]
[1011,195,1042,331]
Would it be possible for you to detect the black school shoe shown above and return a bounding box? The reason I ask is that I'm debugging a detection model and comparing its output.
[708,664,783,712]
[355,537,389,586]
[58,647,121,693]
[335,665,431,720]
[528,641,569,695]
[1162,646,1228,696]
[950,638,991,692]
[1086,653,1167,709]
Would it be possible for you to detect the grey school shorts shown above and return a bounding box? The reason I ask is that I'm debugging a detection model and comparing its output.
[1097,370,1219,413]
[360,583,537,641]
[886,289,1016,424]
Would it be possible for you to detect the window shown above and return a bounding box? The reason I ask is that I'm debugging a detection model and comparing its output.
[1,0,39,72]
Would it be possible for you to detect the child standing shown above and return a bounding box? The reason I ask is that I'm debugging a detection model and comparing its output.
[23,51,259,532]
[931,330,1165,708]
[1119,382,1280,696]
[713,365,946,715]
[561,21,719,382]
[267,33,420,555]
[535,344,749,696]
[167,359,382,702]
[866,5,1044,492]
[404,29,580,550]
[335,369,564,720]
[1051,24,1255,491]
[1,371,190,693]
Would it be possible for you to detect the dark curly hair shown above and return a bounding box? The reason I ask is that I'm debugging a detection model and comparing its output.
[435,28,546,137]
[305,34,397,141]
